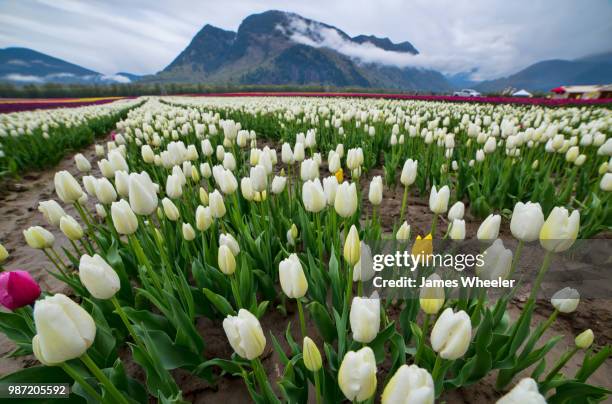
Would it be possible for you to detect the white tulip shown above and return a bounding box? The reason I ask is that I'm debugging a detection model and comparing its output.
[510,202,544,242]
[431,308,471,360]
[279,254,308,298]
[78,254,121,299]
[338,347,377,402]
[382,364,434,404]
[223,309,266,360]
[350,294,380,343]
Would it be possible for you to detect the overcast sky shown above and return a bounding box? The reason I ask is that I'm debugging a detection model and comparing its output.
[0,0,610,79]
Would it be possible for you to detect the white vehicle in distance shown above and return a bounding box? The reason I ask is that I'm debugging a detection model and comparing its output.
[453,89,481,97]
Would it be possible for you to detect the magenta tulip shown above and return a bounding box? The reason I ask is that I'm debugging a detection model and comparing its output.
[0,271,41,310]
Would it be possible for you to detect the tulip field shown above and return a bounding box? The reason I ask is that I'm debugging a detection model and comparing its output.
[0,95,611,403]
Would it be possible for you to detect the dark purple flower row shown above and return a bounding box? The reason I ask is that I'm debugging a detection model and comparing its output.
[0,97,133,114]
[187,92,612,106]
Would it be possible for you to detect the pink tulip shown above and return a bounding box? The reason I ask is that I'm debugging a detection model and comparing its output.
[0,271,41,310]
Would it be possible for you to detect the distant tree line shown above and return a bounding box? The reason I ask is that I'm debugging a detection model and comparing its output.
[0,82,441,98]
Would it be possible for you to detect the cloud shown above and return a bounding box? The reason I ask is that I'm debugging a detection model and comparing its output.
[3,73,43,82]
[102,74,131,83]
[0,0,610,79]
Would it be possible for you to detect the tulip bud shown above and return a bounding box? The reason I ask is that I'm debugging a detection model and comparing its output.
[429,185,450,214]
[401,159,418,186]
[353,242,375,282]
[129,172,158,215]
[0,270,41,310]
[74,153,91,172]
[209,190,226,218]
[601,173,612,191]
[344,225,361,266]
[111,199,138,235]
[281,143,294,164]
[412,234,433,261]
[575,329,594,349]
[196,205,212,231]
[219,233,240,255]
[54,171,84,204]
[302,179,326,213]
[271,176,286,194]
[200,162,212,178]
[338,347,377,402]
[141,145,155,163]
[382,364,434,404]
[95,204,106,218]
[218,245,236,275]
[419,274,445,314]
[78,254,120,299]
[223,309,266,359]
[32,294,96,364]
[38,200,67,227]
[350,294,380,343]
[496,378,546,404]
[449,219,466,240]
[448,201,465,221]
[342,173,362,205]
[59,215,84,241]
[199,187,209,206]
[302,336,322,371]
[182,223,196,241]
[166,173,183,199]
[115,170,130,198]
[551,287,579,313]
[82,175,97,196]
[539,207,580,252]
[94,178,117,205]
[396,221,411,241]
[478,239,512,280]
[279,254,308,298]
[510,201,544,242]
[368,176,383,205]
[477,214,501,240]
[431,307,471,360]
[0,243,8,263]
[23,226,55,249]
[250,165,267,192]
[162,197,180,221]
[287,224,299,246]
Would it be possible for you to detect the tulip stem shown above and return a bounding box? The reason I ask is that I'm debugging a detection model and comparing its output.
[315,212,323,260]
[50,248,68,271]
[110,296,145,349]
[313,369,322,404]
[543,347,579,385]
[251,358,276,402]
[43,249,67,277]
[399,185,409,224]
[414,314,430,365]
[61,362,103,402]
[528,250,553,303]
[346,263,354,310]
[430,214,439,238]
[508,240,524,279]
[230,274,243,308]
[431,354,446,397]
[296,298,307,339]
[80,352,129,404]
[128,234,162,291]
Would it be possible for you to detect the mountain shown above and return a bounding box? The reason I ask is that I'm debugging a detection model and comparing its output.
[475,51,612,92]
[153,10,450,91]
[0,47,138,84]
[446,68,479,89]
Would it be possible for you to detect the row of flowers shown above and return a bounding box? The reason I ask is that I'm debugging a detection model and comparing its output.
[0,98,142,177]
